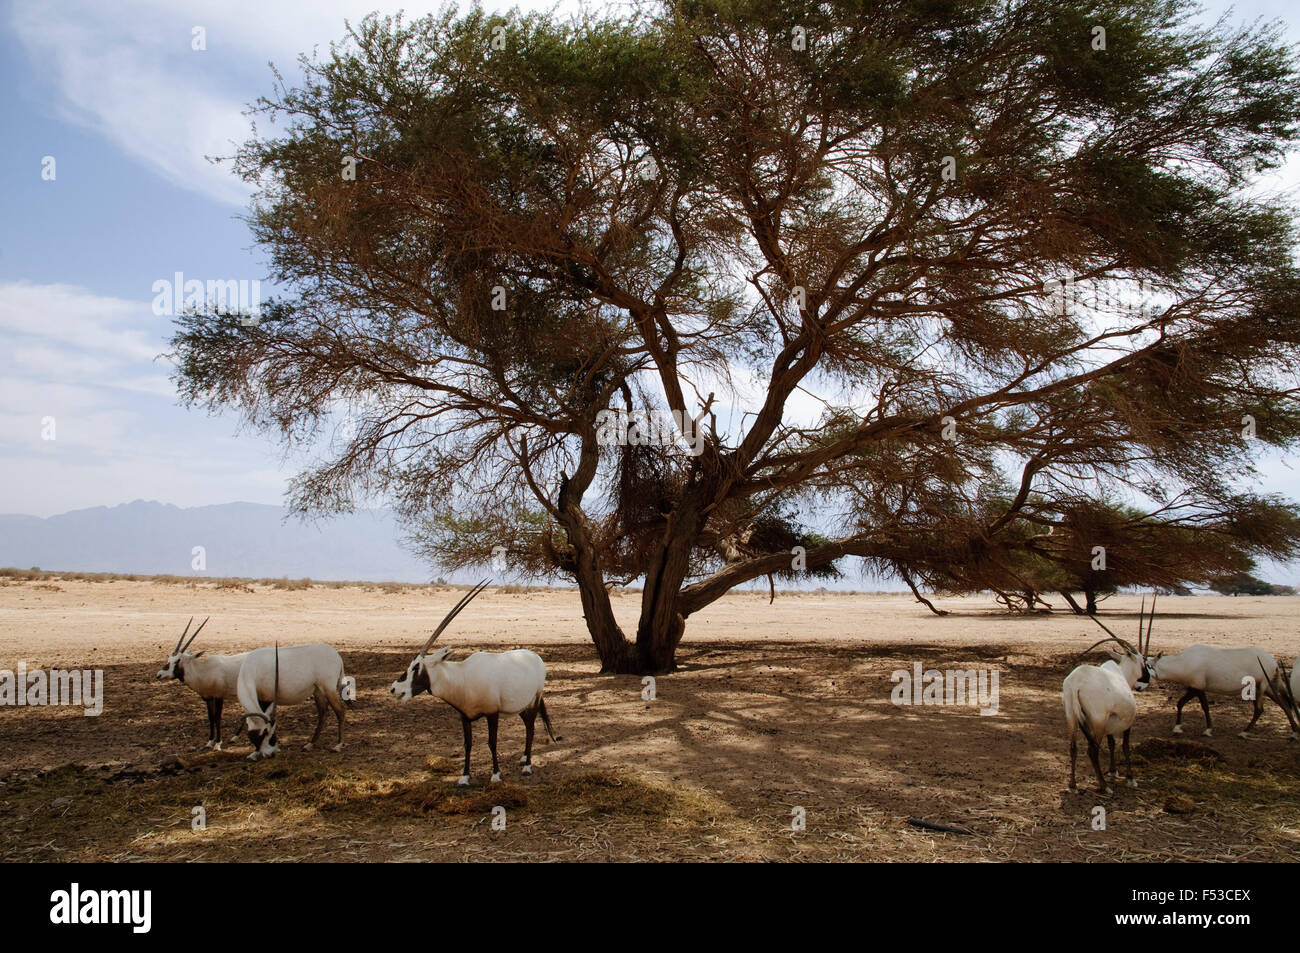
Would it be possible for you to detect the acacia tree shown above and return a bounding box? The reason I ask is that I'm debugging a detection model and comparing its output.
[882,495,1300,613]
[172,1,1300,673]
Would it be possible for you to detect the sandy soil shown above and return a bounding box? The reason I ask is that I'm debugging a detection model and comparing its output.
[0,579,1297,861]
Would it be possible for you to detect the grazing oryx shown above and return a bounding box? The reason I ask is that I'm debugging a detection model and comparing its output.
[156,616,249,750]
[1259,657,1300,738]
[391,580,558,786]
[1062,603,1153,794]
[1140,596,1291,739]
[238,642,350,760]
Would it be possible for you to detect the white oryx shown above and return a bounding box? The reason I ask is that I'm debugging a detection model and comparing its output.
[1140,596,1292,738]
[391,580,558,786]
[238,642,350,760]
[1062,604,1153,794]
[156,616,248,750]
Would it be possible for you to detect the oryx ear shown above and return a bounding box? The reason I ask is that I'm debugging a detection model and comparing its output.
[428,647,452,663]
[1105,650,1122,662]
[191,651,204,658]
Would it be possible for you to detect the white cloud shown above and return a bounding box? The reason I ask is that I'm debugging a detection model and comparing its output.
[0,282,162,363]
[7,0,605,207]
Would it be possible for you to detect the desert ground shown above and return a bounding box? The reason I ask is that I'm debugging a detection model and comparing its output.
[0,576,1297,862]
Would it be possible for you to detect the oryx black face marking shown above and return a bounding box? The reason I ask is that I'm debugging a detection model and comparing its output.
[410,663,430,697]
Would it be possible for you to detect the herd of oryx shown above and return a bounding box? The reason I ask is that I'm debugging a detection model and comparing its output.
[156,581,557,785]
[157,583,1297,794]
[1063,595,1300,794]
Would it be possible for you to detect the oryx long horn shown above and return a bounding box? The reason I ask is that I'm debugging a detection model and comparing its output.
[1145,593,1157,655]
[174,617,194,654]
[1137,596,1146,651]
[420,579,491,655]
[180,616,209,654]
[1084,613,1137,655]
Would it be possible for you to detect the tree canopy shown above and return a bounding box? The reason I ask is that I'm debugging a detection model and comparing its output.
[172,0,1300,672]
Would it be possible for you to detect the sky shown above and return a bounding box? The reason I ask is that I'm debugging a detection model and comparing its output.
[1,0,1298,562]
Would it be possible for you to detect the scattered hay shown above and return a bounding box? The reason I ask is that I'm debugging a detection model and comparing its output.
[1163,794,1197,814]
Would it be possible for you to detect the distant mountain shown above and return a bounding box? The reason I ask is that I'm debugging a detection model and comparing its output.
[0,501,436,582]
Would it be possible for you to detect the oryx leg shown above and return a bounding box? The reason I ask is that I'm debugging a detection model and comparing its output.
[1194,690,1212,736]
[1068,730,1078,792]
[1122,728,1136,787]
[213,698,225,750]
[326,689,345,751]
[305,694,327,750]
[458,714,473,786]
[1106,735,1117,777]
[1173,689,1196,734]
[1087,738,1109,795]
[1241,696,1265,738]
[487,713,501,783]
[520,705,537,775]
[203,697,217,748]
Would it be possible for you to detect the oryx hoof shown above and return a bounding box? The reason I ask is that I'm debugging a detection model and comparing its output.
[212,742,222,752]
[521,764,533,776]
[519,756,528,765]
[303,743,314,751]
[1126,779,1138,788]
[1236,731,1250,740]
[203,740,215,750]
[457,775,470,787]
[1067,784,1078,794]
[490,772,501,783]
[1202,728,1213,737]
[1171,724,1184,735]
[247,752,260,762]
[331,743,343,753]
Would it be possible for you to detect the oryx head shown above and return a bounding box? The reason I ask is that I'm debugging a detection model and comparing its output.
[245,644,280,760]
[390,580,489,702]
[156,616,209,681]
[1083,594,1155,691]
[1262,658,1300,733]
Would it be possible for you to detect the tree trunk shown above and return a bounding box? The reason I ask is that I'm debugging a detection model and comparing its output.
[574,574,637,673]
[1059,590,1085,615]
[1084,587,1098,615]
[630,500,705,674]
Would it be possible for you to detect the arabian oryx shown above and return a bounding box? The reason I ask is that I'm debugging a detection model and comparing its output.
[1062,604,1153,794]
[156,616,248,750]
[391,580,558,786]
[238,642,350,760]
[1139,595,1293,739]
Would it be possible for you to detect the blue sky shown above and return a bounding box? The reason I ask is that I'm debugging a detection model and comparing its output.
[1,0,1298,550]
